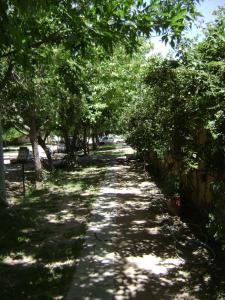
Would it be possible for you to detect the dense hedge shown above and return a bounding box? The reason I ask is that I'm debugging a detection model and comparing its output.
[126,8,225,247]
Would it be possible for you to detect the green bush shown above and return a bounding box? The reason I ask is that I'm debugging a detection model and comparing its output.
[3,128,24,142]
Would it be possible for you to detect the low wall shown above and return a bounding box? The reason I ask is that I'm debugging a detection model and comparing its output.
[143,151,215,216]
[143,147,225,248]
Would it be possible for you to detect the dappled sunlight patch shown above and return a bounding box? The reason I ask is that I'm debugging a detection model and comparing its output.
[123,199,147,208]
[3,253,36,266]
[80,190,95,197]
[45,259,75,271]
[96,149,122,154]
[132,220,146,225]
[53,296,64,300]
[45,211,75,224]
[20,228,37,234]
[137,181,162,195]
[99,186,143,196]
[174,291,197,300]
[121,146,136,155]
[117,177,145,188]
[47,182,83,194]
[145,226,161,235]
[155,213,170,223]
[139,181,153,187]
[178,270,190,279]
[125,254,184,276]
[148,187,163,195]
[115,255,185,299]
[75,165,106,176]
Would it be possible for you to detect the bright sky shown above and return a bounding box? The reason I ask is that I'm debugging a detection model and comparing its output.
[150,0,225,57]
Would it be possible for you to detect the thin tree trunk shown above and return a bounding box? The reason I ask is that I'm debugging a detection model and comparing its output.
[87,128,90,154]
[71,131,79,164]
[72,128,81,152]
[30,115,42,182]
[92,135,96,150]
[63,129,71,154]
[0,117,7,207]
[83,127,87,155]
[38,136,53,170]
[96,134,100,145]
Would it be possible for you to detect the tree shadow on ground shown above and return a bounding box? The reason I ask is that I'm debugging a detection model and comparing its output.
[113,161,225,300]
[0,162,106,300]
[66,157,225,300]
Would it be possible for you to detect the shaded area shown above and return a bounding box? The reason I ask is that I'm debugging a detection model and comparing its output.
[114,162,225,299]
[2,145,225,299]
[0,161,106,300]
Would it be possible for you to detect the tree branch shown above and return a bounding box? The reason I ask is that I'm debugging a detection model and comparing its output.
[0,61,14,91]
[0,32,82,59]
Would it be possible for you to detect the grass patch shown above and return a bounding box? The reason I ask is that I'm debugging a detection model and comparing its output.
[0,164,106,300]
[95,144,117,151]
[93,144,125,156]
[95,150,125,156]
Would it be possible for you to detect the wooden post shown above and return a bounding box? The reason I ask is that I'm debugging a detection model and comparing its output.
[22,163,25,197]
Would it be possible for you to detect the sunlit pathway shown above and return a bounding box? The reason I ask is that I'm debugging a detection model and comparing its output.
[66,163,120,300]
[67,147,219,300]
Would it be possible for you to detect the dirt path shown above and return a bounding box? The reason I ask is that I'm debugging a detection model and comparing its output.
[66,146,225,300]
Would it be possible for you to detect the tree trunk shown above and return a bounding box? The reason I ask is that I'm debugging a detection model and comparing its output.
[92,135,97,150]
[71,131,80,165]
[63,129,71,154]
[86,128,90,154]
[38,136,53,170]
[96,134,100,145]
[0,117,7,207]
[83,127,88,155]
[30,115,42,182]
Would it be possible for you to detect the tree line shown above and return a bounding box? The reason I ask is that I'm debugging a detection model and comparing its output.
[0,0,200,205]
